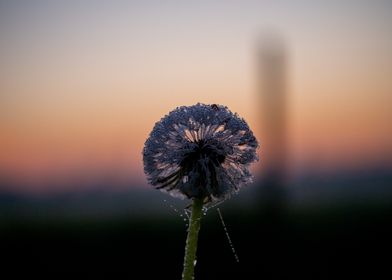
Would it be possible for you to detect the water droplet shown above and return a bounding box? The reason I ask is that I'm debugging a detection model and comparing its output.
[193,260,197,266]
[217,208,240,263]
[184,209,191,219]
[163,199,189,224]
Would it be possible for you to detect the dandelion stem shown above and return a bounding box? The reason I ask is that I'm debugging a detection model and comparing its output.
[182,197,203,280]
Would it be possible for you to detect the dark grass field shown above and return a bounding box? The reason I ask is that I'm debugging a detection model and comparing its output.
[2,200,391,279]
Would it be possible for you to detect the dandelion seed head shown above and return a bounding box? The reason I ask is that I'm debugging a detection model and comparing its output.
[143,103,259,204]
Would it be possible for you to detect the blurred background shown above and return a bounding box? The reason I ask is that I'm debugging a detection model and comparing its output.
[1,0,391,279]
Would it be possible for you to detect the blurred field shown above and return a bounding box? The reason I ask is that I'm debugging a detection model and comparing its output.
[2,202,391,279]
[1,169,391,279]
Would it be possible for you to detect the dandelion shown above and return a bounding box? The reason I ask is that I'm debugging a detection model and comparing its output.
[143,103,258,280]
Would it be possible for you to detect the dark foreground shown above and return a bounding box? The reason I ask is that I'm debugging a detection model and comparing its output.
[1,201,391,279]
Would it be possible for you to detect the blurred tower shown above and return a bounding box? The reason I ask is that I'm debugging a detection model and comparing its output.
[256,34,288,216]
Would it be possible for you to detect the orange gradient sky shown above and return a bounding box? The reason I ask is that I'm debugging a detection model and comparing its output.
[0,1,391,191]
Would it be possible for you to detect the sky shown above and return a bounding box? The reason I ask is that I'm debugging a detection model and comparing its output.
[0,0,391,192]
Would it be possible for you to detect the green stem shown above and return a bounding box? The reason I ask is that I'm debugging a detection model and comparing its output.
[182,197,204,280]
